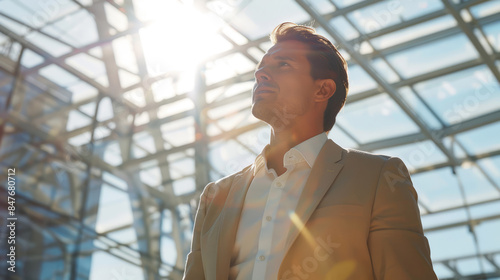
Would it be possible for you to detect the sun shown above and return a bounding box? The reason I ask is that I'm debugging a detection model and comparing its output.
[138,1,230,76]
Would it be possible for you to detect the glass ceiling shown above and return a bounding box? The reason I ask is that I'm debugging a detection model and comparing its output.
[0,0,499,279]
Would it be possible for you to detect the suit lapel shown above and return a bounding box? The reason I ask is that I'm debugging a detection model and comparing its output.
[284,140,345,250]
[215,165,255,280]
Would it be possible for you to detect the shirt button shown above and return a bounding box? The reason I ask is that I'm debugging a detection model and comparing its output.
[276,182,282,188]
[259,255,265,261]
[266,216,272,221]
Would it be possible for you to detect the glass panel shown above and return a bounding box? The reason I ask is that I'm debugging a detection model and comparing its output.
[119,69,141,90]
[443,136,468,159]
[330,16,359,41]
[236,126,269,155]
[469,201,500,220]
[151,78,176,102]
[456,121,500,155]
[337,93,420,143]
[209,138,257,177]
[95,184,134,233]
[476,219,500,254]
[421,208,467,230]
[123,87,146,107]
[347,64,377,95]
[39,64,80,88]
[222,25,249,45]
[208,97,252,132]
[372,140,447,172]
[398,0,444,21]
[20,49,44,68]
[328,125,358,149]
[470,0,500,19]
[477,155,500,188]
[24,31,72,56]
[307,0,336,13]
[371,15,456,50]
[42,9,98,47]
[432,263,454,279]
[161,236,177,266]
[0,13,31,36]
[67,110,92,131]
[387,34,478,78]
[205,53,255,85]
[455,165,500,204]
[332,0,364,8]
[134,131,156,154]
[168,155,195,180]
[66,53,106,79]
[411,167,464,211]
[67,81,98,103]
[227,0,310,39]
[172,177,196,196]
[414,65,500,125]
[89,251,144,280]
[456,257,496,275]
[206,81,253,104]
[160,116,195,147]
[399,86,442,130]
[104,2,128,32]
[0,0,76,28]
[347,0,443,34]
[140,166,161,187]
[112,35,139,74]
[371,58,399,83]
[425,226,479,261]
[483,20,500,52]
[157,98,194,119]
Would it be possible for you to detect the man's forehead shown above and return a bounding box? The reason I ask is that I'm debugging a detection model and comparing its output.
[262,40,310,59]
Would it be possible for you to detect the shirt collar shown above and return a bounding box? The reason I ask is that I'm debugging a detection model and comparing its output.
[289,132,328,168]
[253,132,328,175]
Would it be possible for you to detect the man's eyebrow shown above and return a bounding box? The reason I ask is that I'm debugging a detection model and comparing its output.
[274,55,295,61]
[255,55,296,70]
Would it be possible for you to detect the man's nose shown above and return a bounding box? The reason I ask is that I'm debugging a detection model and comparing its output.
[255,67,271,82]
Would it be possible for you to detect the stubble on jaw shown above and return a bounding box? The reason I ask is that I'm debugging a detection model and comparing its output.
[252,103,301,132]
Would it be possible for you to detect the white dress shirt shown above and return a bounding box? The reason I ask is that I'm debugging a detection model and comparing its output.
[229,132,328,280]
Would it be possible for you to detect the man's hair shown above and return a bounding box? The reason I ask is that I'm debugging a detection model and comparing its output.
[270,22,349,132]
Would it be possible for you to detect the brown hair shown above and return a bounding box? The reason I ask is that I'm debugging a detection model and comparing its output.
[270,22,349,132]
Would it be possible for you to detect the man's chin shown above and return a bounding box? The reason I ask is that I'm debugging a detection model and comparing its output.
[251,103,272,123]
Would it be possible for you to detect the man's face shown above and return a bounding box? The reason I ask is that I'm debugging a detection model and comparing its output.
[252,40,321,129]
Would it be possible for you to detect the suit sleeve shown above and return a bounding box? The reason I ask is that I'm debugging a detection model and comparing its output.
[368,157,438,280]
[183,183,212,280]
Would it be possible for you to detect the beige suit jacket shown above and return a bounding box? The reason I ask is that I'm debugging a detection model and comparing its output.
[183,139,438,280]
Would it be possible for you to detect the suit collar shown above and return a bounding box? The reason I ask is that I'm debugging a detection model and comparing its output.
[283,139,345,251]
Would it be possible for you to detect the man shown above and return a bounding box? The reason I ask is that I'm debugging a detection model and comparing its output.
[183,22,437,280]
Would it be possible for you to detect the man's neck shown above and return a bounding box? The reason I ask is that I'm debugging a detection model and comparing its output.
[265,125,324,176]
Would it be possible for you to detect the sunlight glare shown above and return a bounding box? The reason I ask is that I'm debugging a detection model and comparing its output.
[139,1,228,75]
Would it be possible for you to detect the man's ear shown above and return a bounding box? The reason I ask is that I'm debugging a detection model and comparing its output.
[315,79,336,102]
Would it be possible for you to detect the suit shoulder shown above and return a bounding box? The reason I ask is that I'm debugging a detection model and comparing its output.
[345,147,391,162]
[202,163,253,196]
[214,163,252,185]
[343,148,409,174]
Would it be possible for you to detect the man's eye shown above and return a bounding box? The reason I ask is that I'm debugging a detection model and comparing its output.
[279,62,289,67]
